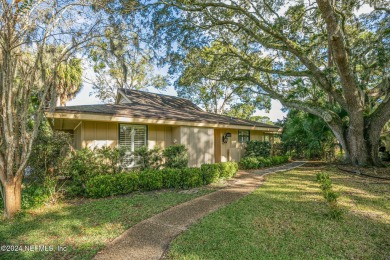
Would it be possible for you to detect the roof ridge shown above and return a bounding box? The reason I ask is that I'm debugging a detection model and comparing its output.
[119,88,204,112]
[120,88,190,102]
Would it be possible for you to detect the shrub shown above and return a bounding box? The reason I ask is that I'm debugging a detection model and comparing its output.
[85,172,139,198]
[138,170,163,191]
[161,168,183,189]
[21,183,51,209]
[28,127,72,180]
[316,172,330,182]
[64,147,129,196]
[257,157,270,167]
[163,145,189,169]
[65,184,84,199]
[320,179,333,191]
[239,155,289,169]
[269,155,289,165]
[316,172,342,220]
[239,157,259,170]
[181,168,203,188]
[201,164,221,184]
[244,140,271,158]
[85,175,115,198]
[95,146,126,174]
[323,190,339,203]
[219,162,238,178]
[131,146,163,170]
[232,162,239,173]
[65,148,103,191]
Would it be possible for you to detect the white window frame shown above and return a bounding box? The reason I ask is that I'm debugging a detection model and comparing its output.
[119,124,147,167]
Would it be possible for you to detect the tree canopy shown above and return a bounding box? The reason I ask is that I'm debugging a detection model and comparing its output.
[281,110,336,159]
[88,16,168,103]
[175,41,271,117]
[133,0,390,165]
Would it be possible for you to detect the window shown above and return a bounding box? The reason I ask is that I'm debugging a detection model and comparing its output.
[238,130,250,143]
[119,124,147,167]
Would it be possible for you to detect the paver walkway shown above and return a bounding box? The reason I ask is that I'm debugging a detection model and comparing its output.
[94,161,306,260]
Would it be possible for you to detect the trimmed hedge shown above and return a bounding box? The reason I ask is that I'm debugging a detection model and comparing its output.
[201,164,221,184]
[161,168,183,189]
[85,162,240,198]
[239,156,289,170]
[181,167,203,188]
[85,172,139,198]
[138,169,163,191]
[218,162,238,179]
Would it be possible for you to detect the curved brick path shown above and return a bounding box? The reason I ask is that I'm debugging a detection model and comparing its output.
[93,161,306,260]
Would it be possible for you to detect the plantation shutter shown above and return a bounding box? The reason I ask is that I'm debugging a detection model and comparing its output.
[119,124,146,151]
[119,124,147,167]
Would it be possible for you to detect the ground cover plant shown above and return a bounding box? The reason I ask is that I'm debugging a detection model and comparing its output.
[167,164,390,259]
[0,189,213,259]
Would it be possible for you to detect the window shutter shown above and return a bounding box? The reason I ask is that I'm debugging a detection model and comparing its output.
[133,126,146,150]
[119,125,146,150]
[119,124,147,168]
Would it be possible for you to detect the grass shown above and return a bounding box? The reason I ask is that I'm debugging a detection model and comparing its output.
[167,165,390,259]
[0,188,213,259]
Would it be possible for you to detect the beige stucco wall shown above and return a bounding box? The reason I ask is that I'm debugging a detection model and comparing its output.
[73,123,82,150]
[177,126,214,167]
[80,122,174,150]
[147,125,173,149]
[72,120,274,167]
[218,129,273,163]
[82,121,118,149]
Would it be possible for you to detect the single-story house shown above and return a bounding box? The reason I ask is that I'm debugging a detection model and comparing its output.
[45,89,280,167]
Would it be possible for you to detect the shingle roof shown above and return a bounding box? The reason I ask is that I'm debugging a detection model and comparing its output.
[52,89,279,129]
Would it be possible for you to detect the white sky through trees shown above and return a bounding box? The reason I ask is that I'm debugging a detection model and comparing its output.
[68,1,384,122]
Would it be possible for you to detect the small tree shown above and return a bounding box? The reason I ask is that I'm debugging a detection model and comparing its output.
[0,0,104,219]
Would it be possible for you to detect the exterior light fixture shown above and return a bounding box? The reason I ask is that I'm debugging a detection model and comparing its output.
[222,132,232,143]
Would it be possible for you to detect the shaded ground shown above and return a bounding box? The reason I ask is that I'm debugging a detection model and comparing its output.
[336,163,390,179]
[0,189,213,259]
[167,163,390,259]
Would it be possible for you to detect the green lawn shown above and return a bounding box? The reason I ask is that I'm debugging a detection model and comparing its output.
[168,165,390,259]
[0,188,213,259]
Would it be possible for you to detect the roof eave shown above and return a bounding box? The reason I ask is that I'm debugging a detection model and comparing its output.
[45,111,280,131]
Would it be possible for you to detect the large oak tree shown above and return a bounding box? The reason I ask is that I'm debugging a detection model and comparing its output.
[136,0,390,166]
[175,42,271,117]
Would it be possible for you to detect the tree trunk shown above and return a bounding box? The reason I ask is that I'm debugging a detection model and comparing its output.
[341,130,384,166]
[3,180,22,219]
[327,121,381,166]
[366,124,383,166]
[346,132,369,166]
